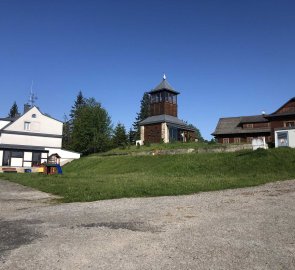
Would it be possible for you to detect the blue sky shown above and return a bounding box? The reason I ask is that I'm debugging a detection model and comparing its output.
[0,0,294,139]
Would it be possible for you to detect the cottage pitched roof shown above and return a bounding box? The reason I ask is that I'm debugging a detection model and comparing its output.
[212,116,271,135]
[0,117,18,121]
[149,77,180,95]
[0,116,20,131]
[266,97,295,118]
[239,115,268,123]
[140,114,195,131]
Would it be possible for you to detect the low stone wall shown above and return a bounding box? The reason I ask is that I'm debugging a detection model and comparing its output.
[130,144,253,156]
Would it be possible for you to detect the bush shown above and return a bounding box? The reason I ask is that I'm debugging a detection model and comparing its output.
[144,141,151,147]
[267,142,275,148]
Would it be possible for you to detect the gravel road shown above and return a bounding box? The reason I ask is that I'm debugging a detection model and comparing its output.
[0,179,294,270]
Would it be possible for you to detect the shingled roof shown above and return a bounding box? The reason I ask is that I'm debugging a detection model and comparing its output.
[239,115,268,123]
[266,97,295,118]
[212,116,271,135]
[140,114,195,131]
[149,77,180,95]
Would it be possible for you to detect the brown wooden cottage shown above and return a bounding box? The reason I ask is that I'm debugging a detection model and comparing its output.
[139,76,196,143]
[212,97,295,144]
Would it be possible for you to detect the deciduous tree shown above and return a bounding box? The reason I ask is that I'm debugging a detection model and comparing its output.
[71,98,112,154]
[187,123,204,142]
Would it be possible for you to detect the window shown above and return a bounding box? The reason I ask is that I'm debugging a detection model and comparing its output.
[234,137,241,143]
[32,152,41,166]
[11,151,23,158]
[223,138,229,144]
[277,132,288,147]
[245,123,253,128]
[24,122,31,131]
[284,121,295,128]
[172,95,177,104]
[155,93,159,103]
[247,137,253,143]
[32,114,37,118]
[3,151,11,166]
[169,127,178,142]
[164,92,168,102]
[2,151,23,166]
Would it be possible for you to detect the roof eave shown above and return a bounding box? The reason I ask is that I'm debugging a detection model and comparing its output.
[149,88,180,95]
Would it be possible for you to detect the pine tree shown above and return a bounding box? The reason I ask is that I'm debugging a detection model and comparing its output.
[70,90,86,119]
[133,92,150,140]
[128,128,136,145]
[112,123,128,148]
[67,90,86,149]
[8,101,19,118]
[62,115,72,149]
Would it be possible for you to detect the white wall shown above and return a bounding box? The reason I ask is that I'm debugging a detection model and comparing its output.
[24,152,32,161]
[1,133,62,148]
[0,150,3,166]
[4,107,62,135]
[45,148,81,166]
[11,158,23,167]
[23,161,32,167]
[289,129,295,147]
[140,126,145,142]
[275,129,295,148]
[161,123,169,143]
[0,120,10,130]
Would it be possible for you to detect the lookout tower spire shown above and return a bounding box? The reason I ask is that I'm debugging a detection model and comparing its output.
[148,76,179,117]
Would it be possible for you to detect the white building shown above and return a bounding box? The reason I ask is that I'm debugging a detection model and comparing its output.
[275,128,295,148]
[0,106,80,168]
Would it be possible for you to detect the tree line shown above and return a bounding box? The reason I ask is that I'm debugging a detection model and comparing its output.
[62,91,128,154]
[7,90,204,155]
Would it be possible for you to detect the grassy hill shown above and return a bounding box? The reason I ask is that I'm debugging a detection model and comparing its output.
[98,141,225,155]
[1,148,295,202]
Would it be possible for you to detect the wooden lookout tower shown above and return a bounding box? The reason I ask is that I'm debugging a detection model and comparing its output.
[140,75,196,143]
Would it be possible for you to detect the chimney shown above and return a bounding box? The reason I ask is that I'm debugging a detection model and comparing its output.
[24,103,31,114]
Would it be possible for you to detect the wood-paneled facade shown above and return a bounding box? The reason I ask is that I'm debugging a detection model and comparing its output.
[150,101,177,117]
[144,124,162,143]
[212,97,295,144]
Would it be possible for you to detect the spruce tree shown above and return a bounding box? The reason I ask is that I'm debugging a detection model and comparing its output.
[133,92,150,140]
[62,115,72,149]
[70,90,86,119]
[8,101,19,118]
[128,128,136,145]
[112,123,128,148]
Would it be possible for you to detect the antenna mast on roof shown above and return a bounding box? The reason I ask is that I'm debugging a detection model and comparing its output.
[28,80,38,107]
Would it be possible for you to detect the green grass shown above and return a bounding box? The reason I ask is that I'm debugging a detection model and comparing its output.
[99,141,225,155]
[1,148,295,202]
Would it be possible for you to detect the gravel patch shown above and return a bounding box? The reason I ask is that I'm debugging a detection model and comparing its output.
[0,179,294,270]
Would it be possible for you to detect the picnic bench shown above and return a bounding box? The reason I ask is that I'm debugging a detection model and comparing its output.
[2,167,17,173]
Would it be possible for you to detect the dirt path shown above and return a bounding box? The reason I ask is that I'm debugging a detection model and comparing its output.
[0,179,294,270]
